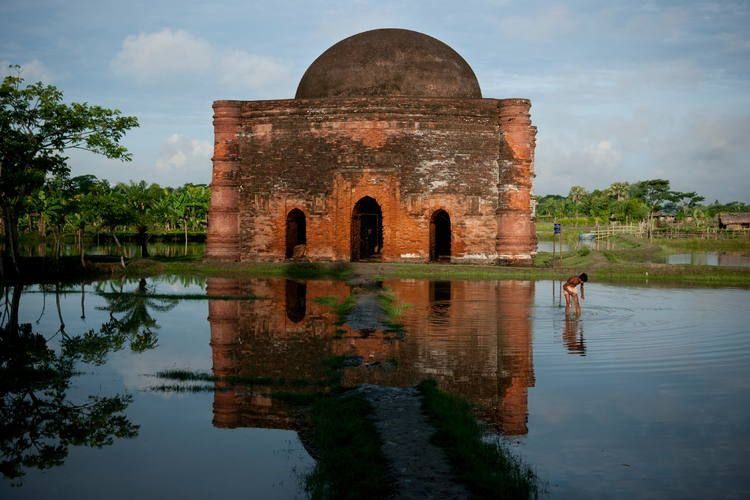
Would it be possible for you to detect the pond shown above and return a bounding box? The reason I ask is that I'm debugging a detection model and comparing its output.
[537,240,570,253]
[2,276,749,499]
[666,251,750,267]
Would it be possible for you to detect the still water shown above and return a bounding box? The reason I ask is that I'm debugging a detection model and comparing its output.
[666,252,750,267]
[2,276,749,499]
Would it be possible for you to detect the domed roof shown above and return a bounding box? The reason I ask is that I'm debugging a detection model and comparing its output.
[295,29,481,99]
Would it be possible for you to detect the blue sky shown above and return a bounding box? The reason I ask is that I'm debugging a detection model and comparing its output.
[2,0,748,202]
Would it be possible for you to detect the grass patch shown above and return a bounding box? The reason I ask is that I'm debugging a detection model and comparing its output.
[285,262,353,280]
[377,289,410,334]
[154,369,319,387]
[100,292,263,301]
[314,295,357,326]
[418,380,538,499]
[150,384,218,393]
[659,237,750,254]
[155,370,216,381]
[305,394,393,499]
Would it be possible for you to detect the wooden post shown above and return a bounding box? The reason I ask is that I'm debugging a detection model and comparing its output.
[552,232,556,267]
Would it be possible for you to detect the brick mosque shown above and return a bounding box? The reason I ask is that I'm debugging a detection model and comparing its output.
[206,28,537,264]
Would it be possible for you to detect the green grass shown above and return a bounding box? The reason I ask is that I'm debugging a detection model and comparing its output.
[305,394,393,500]
[377,289,410,334]
[153,369,320,387]
[658,237,750,254]
[150,384,218,393]
[26,234,750,287]
[418,380,538,499]
[99,292,263,300]
[127,259,354,281]
[314,295,357,326]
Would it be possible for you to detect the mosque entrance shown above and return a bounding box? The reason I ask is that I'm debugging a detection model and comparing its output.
[351,196,383,261]
[285,209,306,259]
[430,209,451,261]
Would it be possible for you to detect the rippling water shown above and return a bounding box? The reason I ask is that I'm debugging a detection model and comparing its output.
[2,277,748,499]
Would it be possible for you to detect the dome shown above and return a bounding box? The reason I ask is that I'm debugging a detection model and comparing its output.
[295,29,481,99]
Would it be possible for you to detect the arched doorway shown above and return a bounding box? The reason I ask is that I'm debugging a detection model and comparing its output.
[285,209,306,259]
[351,196,383,261]
[430,209,451,261]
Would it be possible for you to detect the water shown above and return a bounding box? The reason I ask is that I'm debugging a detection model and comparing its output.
[666,251,750,267]
[2,277,749,499]
[537,240,570,253]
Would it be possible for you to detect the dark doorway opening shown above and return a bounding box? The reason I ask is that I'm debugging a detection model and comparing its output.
[430,209,451,261]
[285,209,306,259]
[351,196,383,261]
[285,280,306,323]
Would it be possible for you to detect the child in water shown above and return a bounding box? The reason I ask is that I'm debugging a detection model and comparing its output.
[563,273,588,316]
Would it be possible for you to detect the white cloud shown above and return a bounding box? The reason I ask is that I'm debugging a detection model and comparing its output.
[218,49,290,90]
[112,28,289,91]
[0,59,54,82]
[155,133,212,173]
[112,28,213,82]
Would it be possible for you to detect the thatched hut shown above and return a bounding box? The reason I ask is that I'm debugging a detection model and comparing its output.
[718,213,750,230]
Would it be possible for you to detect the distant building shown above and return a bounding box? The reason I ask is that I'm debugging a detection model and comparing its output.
[718,212,750,230]
[652,211,676,224]
[206,28,537,264]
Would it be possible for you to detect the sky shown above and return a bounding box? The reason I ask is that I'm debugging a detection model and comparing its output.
[1,0,748,202]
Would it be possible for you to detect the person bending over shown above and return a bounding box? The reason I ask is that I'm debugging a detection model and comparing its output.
[563,272,588,316]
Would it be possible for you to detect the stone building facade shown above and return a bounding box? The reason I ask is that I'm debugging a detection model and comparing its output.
[206,29,537,264]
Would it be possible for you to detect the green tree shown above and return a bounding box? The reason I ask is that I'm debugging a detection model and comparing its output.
[117,181,160,257]
[605,182,630,201]
[0,69,138,276]
[98,185,133,268]
[177,183,209,251]
[568,186,589,222]
[630,179,678,238]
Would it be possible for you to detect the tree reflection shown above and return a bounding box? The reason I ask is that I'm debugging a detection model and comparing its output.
[0,282,158,482]
[94,278,179,354]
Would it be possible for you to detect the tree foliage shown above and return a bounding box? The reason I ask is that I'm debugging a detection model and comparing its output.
[536,179,745,223]
[1,69,138,275]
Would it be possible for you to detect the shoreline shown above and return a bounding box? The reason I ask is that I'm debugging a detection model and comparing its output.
[4,252,750,287]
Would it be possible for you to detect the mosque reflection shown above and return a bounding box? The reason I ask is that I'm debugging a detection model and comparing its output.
[208,278,535,436]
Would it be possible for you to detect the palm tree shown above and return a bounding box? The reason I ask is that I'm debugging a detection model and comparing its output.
[605,182,630,202]
[568,186,589,223]
[97,278,178,351]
